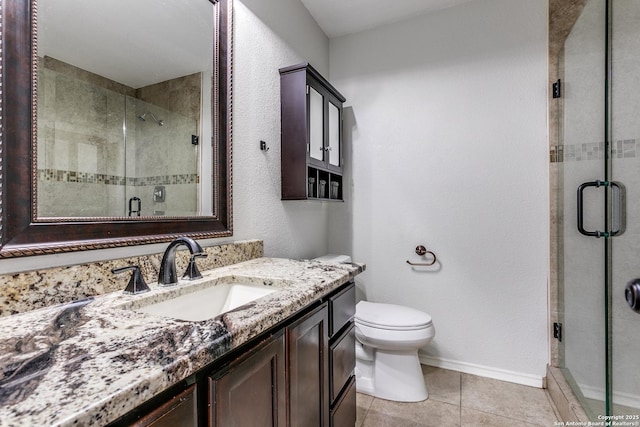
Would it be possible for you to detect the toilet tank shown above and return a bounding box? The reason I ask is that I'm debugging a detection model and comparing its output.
[314,254,352,263]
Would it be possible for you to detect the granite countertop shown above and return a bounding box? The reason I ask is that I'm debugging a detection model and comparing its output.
[0,257,364,426]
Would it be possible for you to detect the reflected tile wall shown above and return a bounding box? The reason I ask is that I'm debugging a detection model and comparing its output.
[37,57,202,217]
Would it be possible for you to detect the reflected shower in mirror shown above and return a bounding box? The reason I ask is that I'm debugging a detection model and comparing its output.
[36,0,214,218]
[0,0,231,258]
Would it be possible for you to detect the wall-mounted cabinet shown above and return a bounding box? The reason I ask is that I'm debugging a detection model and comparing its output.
[280,63,346,201]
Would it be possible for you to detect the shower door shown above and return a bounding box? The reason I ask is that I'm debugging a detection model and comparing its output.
[609,0,640,418]
[560,0,640,419]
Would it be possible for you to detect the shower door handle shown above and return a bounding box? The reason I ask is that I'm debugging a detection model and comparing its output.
[610,182,625,236]
[128,197,141,217]
[577,181,604,237]
[577,180,625,238]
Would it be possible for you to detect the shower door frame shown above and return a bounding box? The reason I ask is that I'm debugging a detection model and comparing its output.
[549,0,640,420]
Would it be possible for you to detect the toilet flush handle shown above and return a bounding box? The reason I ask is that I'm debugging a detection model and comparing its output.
[406,245,437,266]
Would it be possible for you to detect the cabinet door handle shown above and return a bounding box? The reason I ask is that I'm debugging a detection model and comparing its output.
[324,147,332,151]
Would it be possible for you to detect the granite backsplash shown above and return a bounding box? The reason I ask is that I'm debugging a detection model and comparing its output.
[0,240,263,317]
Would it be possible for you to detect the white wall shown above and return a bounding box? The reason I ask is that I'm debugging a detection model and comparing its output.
[0,0,331,274]
[329,0,549,385]
[230,0,332,258]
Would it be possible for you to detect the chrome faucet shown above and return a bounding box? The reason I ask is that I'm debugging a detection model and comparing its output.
[158,237,208,286]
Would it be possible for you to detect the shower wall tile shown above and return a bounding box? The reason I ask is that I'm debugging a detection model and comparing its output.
[549,139,640,163]
[136,72,201,125]
[132,95,198,179]
[37,57,203,218]
[38,169,198,217]
[40,56,135,97]
[38,181,123,217]
[38,169,199,187]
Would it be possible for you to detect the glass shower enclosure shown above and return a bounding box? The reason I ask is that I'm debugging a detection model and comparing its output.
[36,62,201,218]
[556,0,640,419]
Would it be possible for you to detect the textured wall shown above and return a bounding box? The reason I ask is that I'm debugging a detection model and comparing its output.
[227,0,331,258]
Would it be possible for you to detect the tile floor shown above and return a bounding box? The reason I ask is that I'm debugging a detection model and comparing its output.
[356,366,561,427]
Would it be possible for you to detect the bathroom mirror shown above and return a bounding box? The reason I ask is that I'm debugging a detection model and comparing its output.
[0,0,233,257]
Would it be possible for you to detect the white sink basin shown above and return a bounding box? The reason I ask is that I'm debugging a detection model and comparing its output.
[131,281,278,322]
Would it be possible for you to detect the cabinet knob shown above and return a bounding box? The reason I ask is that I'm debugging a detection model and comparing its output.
[324,147,332,151]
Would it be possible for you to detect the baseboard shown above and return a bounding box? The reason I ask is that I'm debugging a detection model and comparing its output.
[419,354,545,388]
[578,383,640,409]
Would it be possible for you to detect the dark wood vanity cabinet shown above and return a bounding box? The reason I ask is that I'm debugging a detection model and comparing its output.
[280,63,346,201]
[209,282,356,427]
[328,283,357,426]
[129,384,198,427]
[110,282,355,427]
[286,283,356,427]
[108,381,198,427]
[287,304,330,426]
[209,332,287,426]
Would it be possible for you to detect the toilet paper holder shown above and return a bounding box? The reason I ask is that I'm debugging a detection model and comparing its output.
[406,245,437,266]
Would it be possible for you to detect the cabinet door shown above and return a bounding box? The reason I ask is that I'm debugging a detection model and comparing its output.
[288,303,330,427]
[129,384,197,427]
[330,323,355,403]
[209,333,286,427]
[327,101,341,170]
[330,377,356,427]
[308,85,325,164]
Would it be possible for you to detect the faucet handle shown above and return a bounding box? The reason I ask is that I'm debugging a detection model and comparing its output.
[183,253,208,280]
[112,265,151,295]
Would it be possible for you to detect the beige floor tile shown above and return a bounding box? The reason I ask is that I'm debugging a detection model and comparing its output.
[362,397,460,427]
[461,373,559,425]
[422,366,461,406]
[357,393,375,427]
[461,407,543,427]
[357,368,560,426]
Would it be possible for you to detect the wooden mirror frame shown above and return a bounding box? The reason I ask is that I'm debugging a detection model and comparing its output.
[0,0,233,258]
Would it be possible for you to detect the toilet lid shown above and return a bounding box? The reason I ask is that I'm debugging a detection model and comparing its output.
[355,301,432,330]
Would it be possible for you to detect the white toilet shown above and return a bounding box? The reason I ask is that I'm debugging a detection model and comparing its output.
[314,255,436,402]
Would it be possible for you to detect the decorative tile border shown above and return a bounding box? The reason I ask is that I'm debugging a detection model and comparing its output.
[550,139,640,163]
[38,168,199,185]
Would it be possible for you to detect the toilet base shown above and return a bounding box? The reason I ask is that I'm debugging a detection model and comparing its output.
[355,347,428,402]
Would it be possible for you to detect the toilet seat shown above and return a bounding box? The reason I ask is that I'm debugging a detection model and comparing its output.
[356,301,432,331]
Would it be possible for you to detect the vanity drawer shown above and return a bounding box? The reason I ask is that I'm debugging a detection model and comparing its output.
[330,322,355,403]
[330,376,356,427]
[329,282,355,336]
